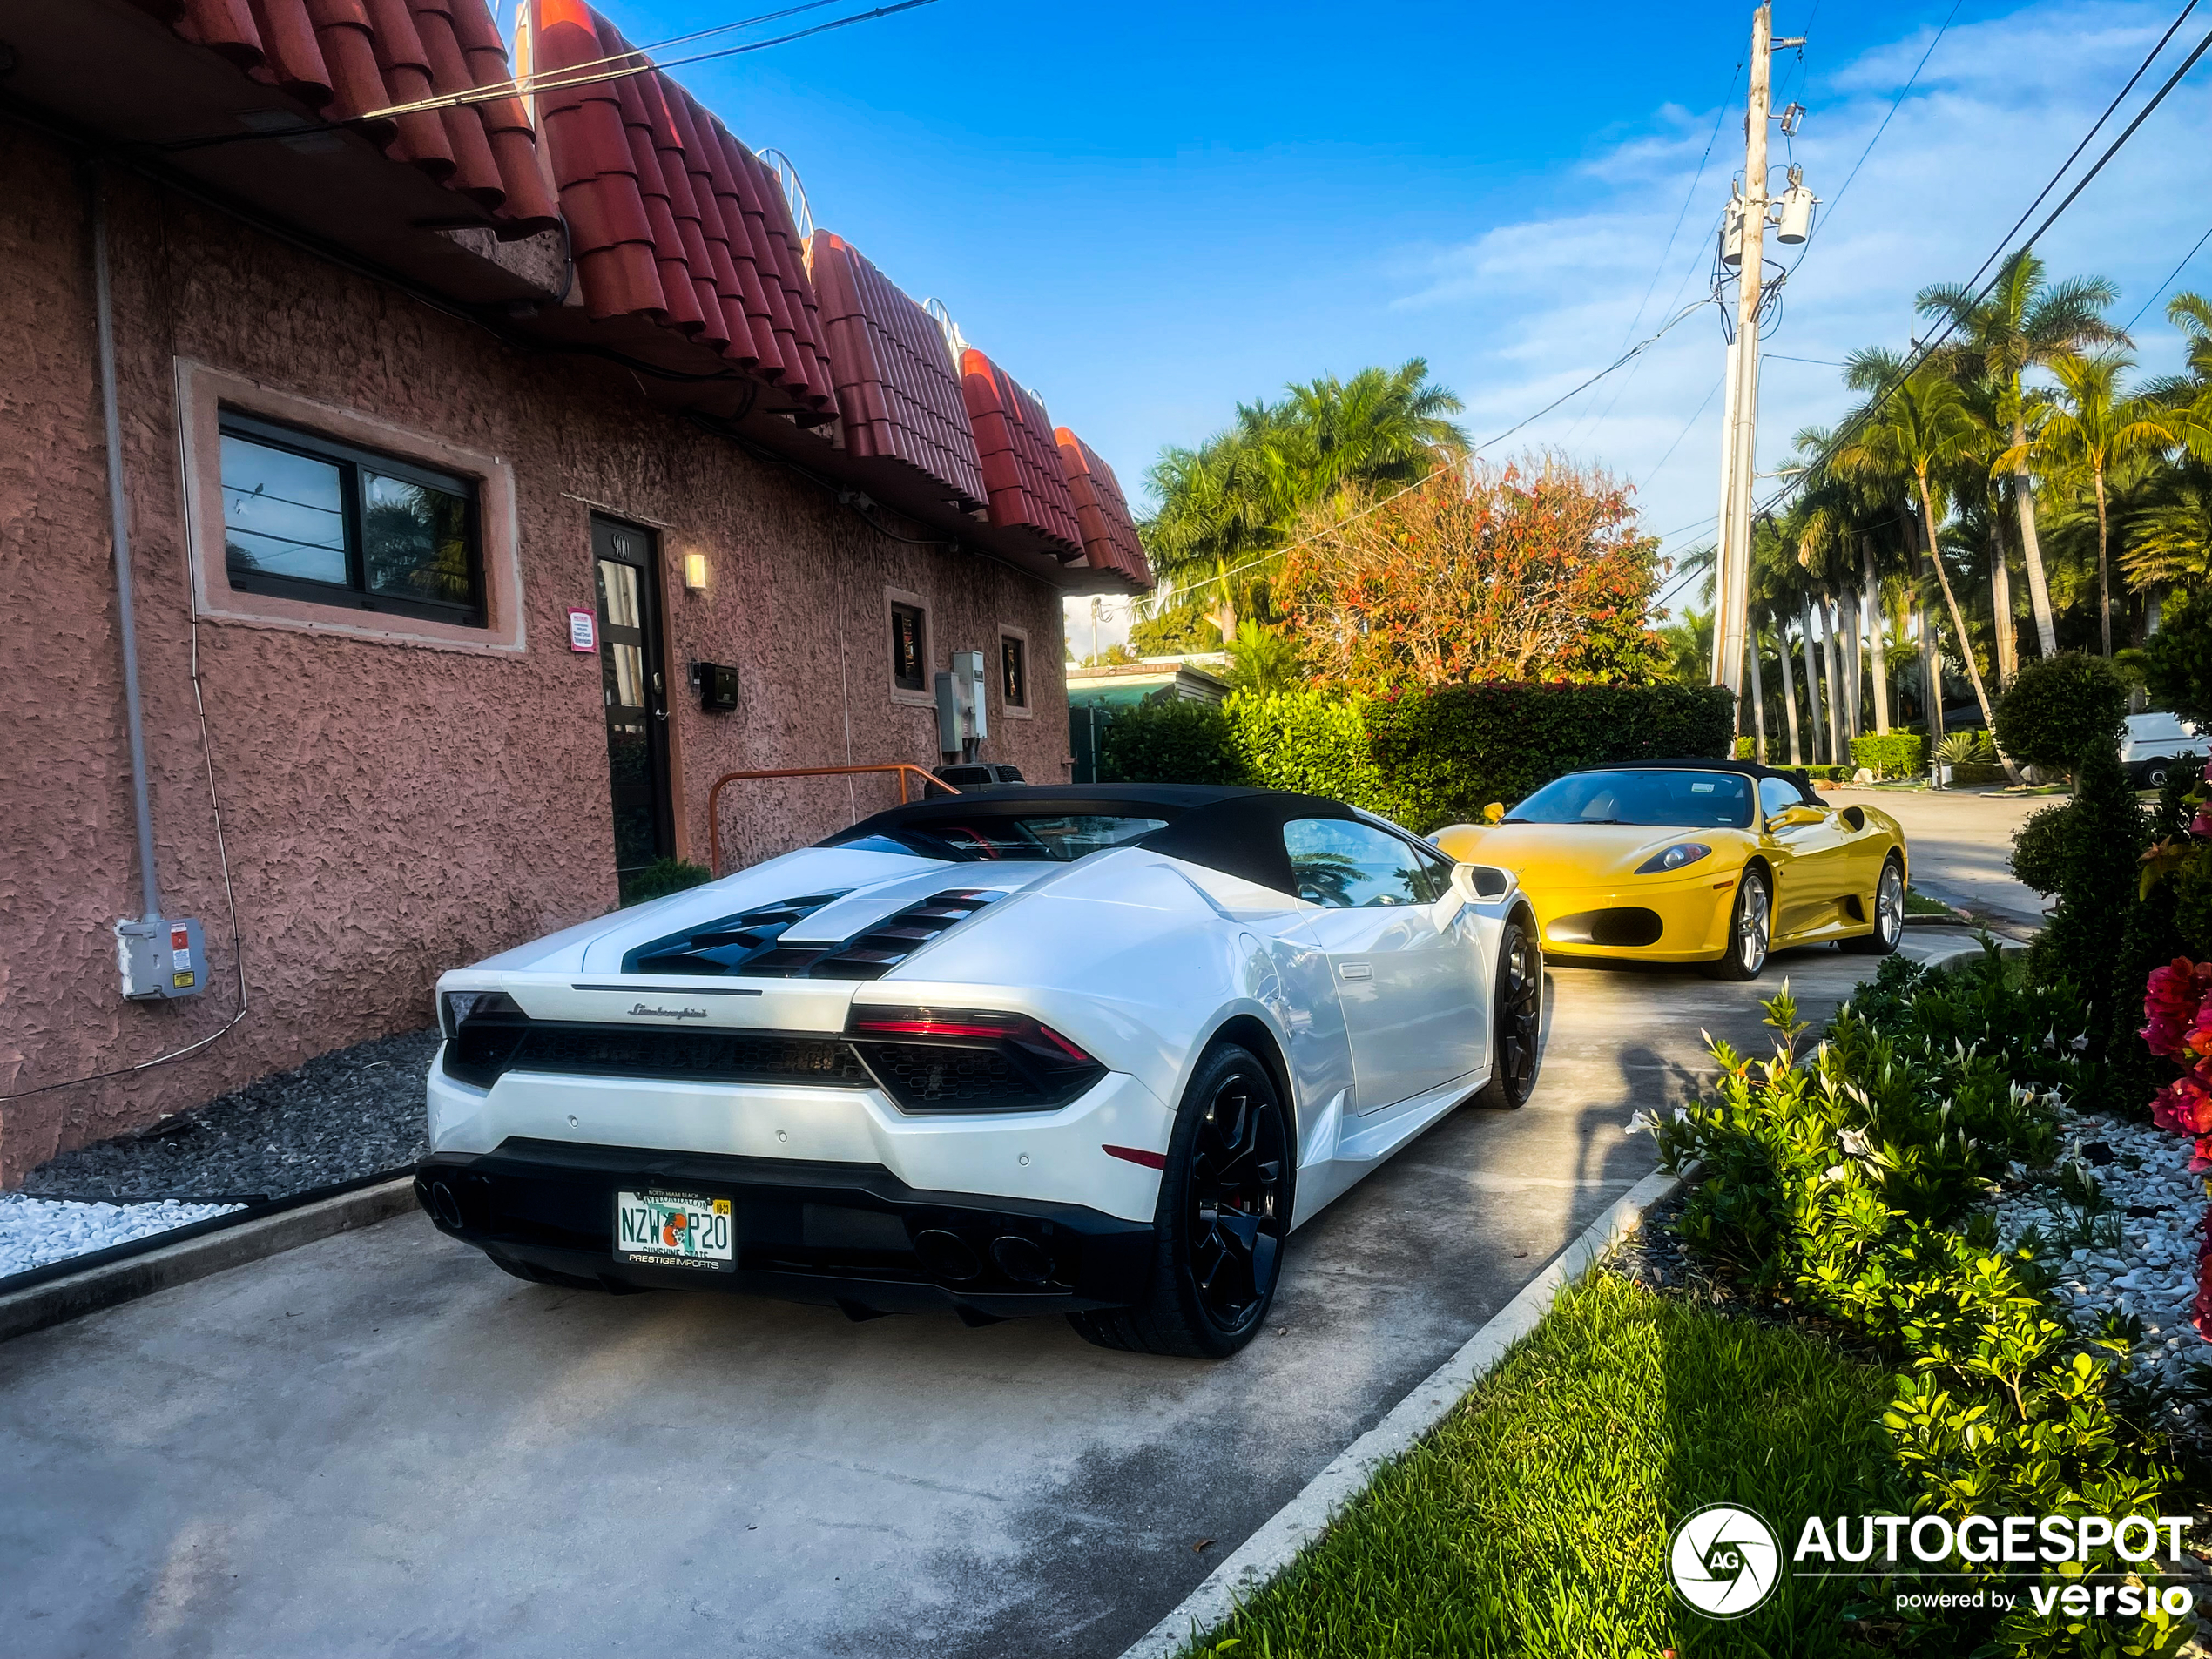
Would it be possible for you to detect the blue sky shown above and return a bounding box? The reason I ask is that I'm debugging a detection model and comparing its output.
[553,1,2212,642]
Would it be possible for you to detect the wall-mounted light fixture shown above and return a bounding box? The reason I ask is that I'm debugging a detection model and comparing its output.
[683,550,710,591]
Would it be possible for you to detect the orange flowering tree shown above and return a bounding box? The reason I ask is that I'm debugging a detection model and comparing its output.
[1276,458,1667,692]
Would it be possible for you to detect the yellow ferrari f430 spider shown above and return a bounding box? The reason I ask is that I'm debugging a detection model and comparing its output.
[1433,760,1909,980]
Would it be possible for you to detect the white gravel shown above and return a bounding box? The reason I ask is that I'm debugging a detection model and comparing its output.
[0,1193,244,1279]
[1985,1107,2211,1422]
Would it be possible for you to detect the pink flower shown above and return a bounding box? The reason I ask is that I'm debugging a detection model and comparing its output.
[2152,1075,2212,1137]
[2143,959,2212,1058]
[2190,806,2212,838]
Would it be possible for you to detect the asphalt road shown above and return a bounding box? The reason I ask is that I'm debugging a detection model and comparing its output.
[0,934,1983,1659]
[1837,785,2053,931]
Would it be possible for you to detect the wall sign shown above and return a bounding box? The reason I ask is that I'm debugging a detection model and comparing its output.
[566,607,597,652]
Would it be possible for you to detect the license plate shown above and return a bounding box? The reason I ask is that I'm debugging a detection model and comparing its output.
[614,1190,734,1272]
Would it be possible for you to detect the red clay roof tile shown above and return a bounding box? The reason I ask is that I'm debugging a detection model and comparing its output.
[138,0,556,233]
[1055,429,1154,587]
[808,230,987,508]
[960,348,1082,555]
[525,4,831,409]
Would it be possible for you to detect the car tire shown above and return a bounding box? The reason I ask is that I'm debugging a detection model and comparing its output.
[1842,853,1905,955]
[1473,914,1542,1109]
[1703,865,1771,981]
[1068,1043,1291,1359]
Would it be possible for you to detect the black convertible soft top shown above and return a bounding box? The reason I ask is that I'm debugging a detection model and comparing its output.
[822,784,1372,894]
[1575,757,1821,806]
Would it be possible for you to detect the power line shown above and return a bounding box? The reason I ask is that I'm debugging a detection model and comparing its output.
[1957,0,2199,296]
[1476,298,1711,454]
[1812,0,1965,242]
[1637,373,1725,492]
[1563,60,1743,448]
[1760,9,2212,516]
[364,0,941,120]
[2126,219,2212,332]
[165,0,943,147]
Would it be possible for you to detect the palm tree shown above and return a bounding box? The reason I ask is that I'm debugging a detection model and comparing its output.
[2015,352,2177,655]
[1918,253,2125,660]
[1832,352,2018,778]
[1139,361,1466,639]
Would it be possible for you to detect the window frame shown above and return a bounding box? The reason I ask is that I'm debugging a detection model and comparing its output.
[218,409,486,628]
[997,625,1033,718]
[884,586,934,706]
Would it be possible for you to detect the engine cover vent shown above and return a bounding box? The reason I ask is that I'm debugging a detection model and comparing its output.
[621,889,1001,980]
[623,892,849,976]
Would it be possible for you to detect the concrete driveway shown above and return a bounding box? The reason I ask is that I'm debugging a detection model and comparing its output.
[1838,785,2054,931]
[0,936,1983,1659]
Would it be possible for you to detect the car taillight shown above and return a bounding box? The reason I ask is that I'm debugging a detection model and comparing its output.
[440,990,529,1088]
[440,988,525,1040]
[846,1007,1105,1113]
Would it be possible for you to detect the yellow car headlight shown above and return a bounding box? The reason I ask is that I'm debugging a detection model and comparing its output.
[1635,842,1713,874]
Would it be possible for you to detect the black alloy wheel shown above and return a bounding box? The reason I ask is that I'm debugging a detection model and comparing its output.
[1069,1043,1291,1358]
[1474,915,1542,1109]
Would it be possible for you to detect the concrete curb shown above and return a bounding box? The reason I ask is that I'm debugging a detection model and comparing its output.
[1116,1162,1686,1659]
[0,1175,417,1344]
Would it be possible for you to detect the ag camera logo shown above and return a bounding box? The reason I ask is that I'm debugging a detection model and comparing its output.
[1670,1504,1781,1618]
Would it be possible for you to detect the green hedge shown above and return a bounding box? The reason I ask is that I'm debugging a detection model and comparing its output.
[1850,732,1925,777]
[1097,681,1733,833]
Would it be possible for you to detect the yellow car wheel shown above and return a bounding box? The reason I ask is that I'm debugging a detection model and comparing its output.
[1842,853,1906,955]
[1703,865,1771,981]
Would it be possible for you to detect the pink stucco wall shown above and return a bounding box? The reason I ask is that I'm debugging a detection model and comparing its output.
[0,134,1071,1183]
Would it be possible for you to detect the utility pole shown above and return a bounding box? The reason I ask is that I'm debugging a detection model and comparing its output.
[1710,6,1805,705]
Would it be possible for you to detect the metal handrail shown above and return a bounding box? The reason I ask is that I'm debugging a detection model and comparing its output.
[705,763,957,876]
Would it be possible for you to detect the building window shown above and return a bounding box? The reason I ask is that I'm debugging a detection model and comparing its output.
[219,410,484,627]
[890,601,927,692]
[1000,633,1028,709]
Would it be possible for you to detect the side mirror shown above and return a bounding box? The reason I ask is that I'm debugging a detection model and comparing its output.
[1770,804,1826,829]
[1453,862,1513,900]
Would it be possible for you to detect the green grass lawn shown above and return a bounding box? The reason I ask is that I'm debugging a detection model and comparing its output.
[1902,885,1961,917]
[1181,1271,1905,1659]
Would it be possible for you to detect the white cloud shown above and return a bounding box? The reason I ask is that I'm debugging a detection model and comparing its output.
[1393,0,2212,590]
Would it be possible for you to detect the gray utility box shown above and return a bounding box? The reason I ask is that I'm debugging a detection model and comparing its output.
[118,917,206,1000]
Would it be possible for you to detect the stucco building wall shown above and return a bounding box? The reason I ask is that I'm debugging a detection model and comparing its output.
[0,135,1069,1183]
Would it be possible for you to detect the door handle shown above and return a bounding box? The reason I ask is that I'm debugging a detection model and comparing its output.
[1339,961,1373,981]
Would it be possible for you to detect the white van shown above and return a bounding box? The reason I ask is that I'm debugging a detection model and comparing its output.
[2122,711,2210,788]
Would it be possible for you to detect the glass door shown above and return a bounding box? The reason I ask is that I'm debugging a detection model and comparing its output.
[591,516,673,893]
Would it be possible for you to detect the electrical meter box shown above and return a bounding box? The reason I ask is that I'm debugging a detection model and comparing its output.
[952,650,988,743]
[118,916,206,1000]
[934,651,993,757]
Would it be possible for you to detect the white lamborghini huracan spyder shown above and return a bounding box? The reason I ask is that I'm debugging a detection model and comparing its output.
[416,785,1542,1357]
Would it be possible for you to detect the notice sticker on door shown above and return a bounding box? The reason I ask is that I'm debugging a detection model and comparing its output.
[566,608,597,652]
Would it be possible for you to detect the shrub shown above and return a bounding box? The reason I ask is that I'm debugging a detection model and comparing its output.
[2013,744,2151,1075]
[1649,971,2184,1658]
[1362,680,1733,832]
[2108,758,2206,1110]
[1851,732,1926,778]
[2141,586,2212,726]
[1096,696,1244,786]
[1993,651,2130,772]
[618,857,714,906]
[1223,689,1390,807]
[1096,681,1733,832]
